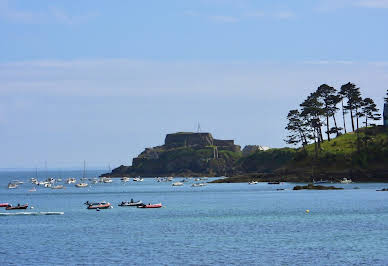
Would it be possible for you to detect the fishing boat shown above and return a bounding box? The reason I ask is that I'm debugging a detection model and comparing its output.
[0,203,10,207]
[172,182,184,186]
[340,178,352,184]
[75,183,88,188]
[118,200,143,207]
[6,204,29,210]
[87,202,111,209]
[137,203,162,208]
[8,183,18,189]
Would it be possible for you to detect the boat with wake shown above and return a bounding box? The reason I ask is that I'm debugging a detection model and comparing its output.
[6,204,29,210]
[137,203,162,208]
[86,202,112,209]
[118,200,143,207]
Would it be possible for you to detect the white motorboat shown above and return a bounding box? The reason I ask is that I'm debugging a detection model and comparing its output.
[51,185,64,189]
[121,177,130,182]
[133,177,144,182]
[43,183,52,188]
[248,181,258,184]
[66,178,76,184]
[8,183,18,189]
[103,178,113,183]
[172,182,184,186]
[167,176,174,181]
[75,183,88,188]
[340,178,352,184]
[192,183,207,187]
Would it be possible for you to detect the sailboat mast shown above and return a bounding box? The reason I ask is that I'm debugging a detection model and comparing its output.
[83,160,86,179]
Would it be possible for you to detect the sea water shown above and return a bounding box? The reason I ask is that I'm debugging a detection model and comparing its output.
[0,171,387,265]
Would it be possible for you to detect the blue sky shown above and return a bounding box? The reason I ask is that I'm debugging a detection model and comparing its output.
[1,0,388,169]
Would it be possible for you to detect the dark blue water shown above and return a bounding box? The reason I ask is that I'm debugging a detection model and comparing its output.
[1,171,387,265]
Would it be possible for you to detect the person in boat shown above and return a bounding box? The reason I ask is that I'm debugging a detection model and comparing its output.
[17,203,20,207]
[130,198,133,203]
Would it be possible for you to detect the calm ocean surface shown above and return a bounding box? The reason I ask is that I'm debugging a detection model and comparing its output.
[0,170,387,265]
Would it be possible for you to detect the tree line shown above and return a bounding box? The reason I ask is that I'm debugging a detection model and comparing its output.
[285,83,385,152]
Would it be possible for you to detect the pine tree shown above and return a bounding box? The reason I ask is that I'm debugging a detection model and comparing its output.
[362,98,381,127]
[285,109,308,147]
[316,84,339,141]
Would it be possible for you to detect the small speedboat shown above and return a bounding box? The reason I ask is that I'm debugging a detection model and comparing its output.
[248,181,258,185]
[6,204,29,210]
[172,182,184,186]
[87,202,111,209]
[118,200,143,207]
[0,203,10,208]
[133,177,144,182]
[137,203,162,208]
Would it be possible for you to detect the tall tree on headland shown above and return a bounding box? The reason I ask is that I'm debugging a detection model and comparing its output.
[316,84,338,141]
[285,109,308,147]
[340,82,363,132]
[362,98,381,127]
[300,92,324,156]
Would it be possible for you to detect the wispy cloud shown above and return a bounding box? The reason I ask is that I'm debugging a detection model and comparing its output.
[273,11,295,19]
[209,15,239,23]
[356,0,388,8]
[185,9,295,23]
[316,0,388,11]
[0,0,99,24]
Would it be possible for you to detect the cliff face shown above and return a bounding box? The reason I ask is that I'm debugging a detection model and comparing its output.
[109,132,242,177]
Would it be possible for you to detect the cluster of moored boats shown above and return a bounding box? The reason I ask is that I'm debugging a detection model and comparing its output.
[156,176,208,187]
[84,199,162,210]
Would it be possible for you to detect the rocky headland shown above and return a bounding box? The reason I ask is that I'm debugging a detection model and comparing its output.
[104,127,388,183]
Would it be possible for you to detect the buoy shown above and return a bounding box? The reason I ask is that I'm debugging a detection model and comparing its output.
[305,209,310,213]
